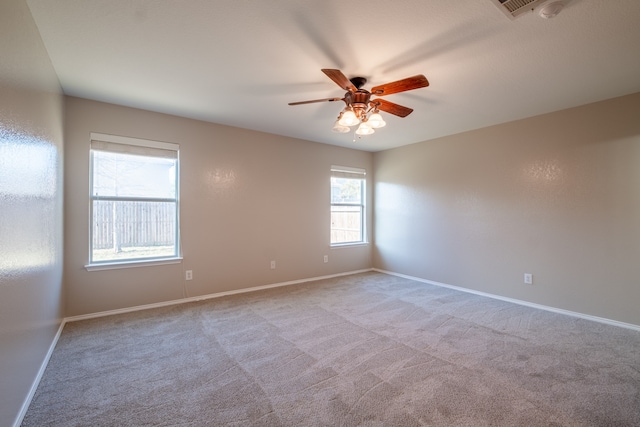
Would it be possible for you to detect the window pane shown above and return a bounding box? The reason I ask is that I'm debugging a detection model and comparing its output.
[331,205,362,244]
[331,177,362,204]
[91,200,176,262]
[92,150,177,199]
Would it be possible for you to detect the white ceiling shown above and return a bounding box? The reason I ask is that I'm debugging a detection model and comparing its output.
[26,0,640,152]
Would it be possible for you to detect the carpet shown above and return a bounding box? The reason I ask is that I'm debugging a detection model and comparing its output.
[22,272,640,426]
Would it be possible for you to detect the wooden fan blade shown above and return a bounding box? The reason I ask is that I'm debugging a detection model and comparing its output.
[371,98,413,118]
[370,75,429,96]
[288,97,344,106]
[321,69,357,92]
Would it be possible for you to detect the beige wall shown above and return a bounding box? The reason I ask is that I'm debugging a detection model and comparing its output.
[0,0,65,425]
[373,92,640,326]
[64,97,372,316]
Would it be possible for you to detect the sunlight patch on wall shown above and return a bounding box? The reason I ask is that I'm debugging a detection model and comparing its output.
[0,127,58,272]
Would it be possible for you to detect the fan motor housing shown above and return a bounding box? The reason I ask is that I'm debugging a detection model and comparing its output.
[345,90,371,106]
[344,90,372,118]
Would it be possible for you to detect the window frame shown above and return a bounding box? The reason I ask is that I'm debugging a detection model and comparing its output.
[86,133,181,270]
[330,165,367,246]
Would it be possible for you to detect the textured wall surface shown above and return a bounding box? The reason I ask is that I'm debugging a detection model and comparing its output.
[374,92,640,326]
[0,0,64,426]
[64,97,372,316]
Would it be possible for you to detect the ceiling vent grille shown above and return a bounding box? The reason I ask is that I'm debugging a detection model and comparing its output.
[490,0,550,19]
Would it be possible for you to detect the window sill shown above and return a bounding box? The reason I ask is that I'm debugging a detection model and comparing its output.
[330,242,369,249]
[85,257,183,271]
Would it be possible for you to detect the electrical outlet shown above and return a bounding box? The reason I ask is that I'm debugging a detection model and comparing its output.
[323,255,328,263]
[524,273,533,285]
[270,260,276,270]
[185,270,193,281]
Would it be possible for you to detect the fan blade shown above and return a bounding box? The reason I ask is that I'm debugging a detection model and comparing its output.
[321,69,357,92]
[371,99,413,118]
[288,97,344,106]
[370,75,429,96]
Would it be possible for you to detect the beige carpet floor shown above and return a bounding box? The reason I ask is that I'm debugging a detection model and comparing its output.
[22,272,640,426]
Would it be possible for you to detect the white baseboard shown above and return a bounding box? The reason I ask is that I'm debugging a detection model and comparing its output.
[13,320,66,427]
[374,268,640,332]
[65,268,374,323]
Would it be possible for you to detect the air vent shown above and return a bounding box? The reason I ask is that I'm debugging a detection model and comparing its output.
[490,0,550,19]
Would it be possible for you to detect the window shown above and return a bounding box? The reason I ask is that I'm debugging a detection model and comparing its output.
[88,133,179,267]
[331,166,366,245]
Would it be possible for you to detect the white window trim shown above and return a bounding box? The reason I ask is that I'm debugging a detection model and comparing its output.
[90,132,179,152]
[330,165,367,246]
[87,133,180,269]
[85,257,183,271]
[330,242,369,249]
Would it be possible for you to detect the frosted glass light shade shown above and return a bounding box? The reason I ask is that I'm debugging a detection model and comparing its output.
[338,110,360,126]
[367,112,386,128]
[355,122,374,135]
[332,120,350,133]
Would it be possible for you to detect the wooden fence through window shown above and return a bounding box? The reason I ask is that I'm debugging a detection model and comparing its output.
[93,201,175,250]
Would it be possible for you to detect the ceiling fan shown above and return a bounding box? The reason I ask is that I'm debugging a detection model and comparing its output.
[289,69,429,136]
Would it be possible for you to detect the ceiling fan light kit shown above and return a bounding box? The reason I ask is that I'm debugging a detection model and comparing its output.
[290,69,429,139]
